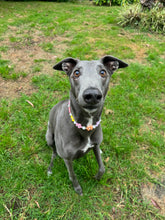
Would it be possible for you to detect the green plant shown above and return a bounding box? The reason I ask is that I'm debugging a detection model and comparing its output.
[40,42,54,52]
[118,4,141,26]
[0,46,9,52]
[142,5,165,32]
[94,0,110,6]
[94,0,137,6]
[118,3,165,33]
[32,65,42,73]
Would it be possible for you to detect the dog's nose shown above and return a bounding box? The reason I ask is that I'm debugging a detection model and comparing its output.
[83,88,102,105]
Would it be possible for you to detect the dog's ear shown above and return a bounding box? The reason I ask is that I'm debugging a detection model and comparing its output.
[101,55,128,74]
[53,58,79,75]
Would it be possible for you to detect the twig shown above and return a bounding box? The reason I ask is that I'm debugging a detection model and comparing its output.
[26,100,34,107]
[3,204,13,219]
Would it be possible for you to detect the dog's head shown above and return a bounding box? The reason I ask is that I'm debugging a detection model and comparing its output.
[53,56,128,113]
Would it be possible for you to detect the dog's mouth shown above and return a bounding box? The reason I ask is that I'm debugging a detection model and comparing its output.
[84,105,97,110]
[82,104,100,112]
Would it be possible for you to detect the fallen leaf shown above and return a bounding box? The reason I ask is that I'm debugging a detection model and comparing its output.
[151,198,161,210]
[26,100,34,107]
[105,157,110,163]
[104,108,114,115]
[35,200,40,209]
[112,207,116,214]
[147,33,152,38]
[44,209,50,214]
[17,86,23,91]
[3,204,12,218]
[19,86,23,90]
[148,119,152,125]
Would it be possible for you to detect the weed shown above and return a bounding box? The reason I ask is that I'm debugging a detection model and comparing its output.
[40,42,54,52]
[34,59,47,63]
[118,3,165,33]
[32,65,42,73]
[0,46,9,52]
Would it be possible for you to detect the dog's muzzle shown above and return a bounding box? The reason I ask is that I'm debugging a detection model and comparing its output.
[83,88,102,109]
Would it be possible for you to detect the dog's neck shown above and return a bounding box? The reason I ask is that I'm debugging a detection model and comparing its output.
[69,91,103,128]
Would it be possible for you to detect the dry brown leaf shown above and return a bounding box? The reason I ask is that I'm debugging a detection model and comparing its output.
[105,157,110,163]
[3,204,12,218]
[148,119,152,125]
[112,207,116,214]
[26,100,34,107]
[151,198,161,210]
[104,108,114,115]
[35,200,40,209]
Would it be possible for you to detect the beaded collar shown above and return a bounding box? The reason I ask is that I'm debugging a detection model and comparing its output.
[68,101,101,131]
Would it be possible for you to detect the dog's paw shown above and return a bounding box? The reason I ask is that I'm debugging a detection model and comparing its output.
[94,167,105,180]
[94,173,102,181]
[74,185,83,196]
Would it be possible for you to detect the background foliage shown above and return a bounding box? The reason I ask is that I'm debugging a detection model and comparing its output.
[118,3,165,33]
[94,0,138,6]
[4,0,138,5]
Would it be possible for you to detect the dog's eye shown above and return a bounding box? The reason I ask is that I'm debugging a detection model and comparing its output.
[73,70,80,78]
[100,70,107,78]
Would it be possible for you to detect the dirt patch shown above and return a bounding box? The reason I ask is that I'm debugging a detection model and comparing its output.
[0,26,69,99]
[118,31,150,64]
[0,28,65,75]
[141,175,165,216]
[127,42,148,63]
[1,46,56,75]
[0,75,37,99]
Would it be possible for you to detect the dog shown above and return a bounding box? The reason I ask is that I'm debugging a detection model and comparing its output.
[46,55,128,195]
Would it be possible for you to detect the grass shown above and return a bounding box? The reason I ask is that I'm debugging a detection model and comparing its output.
[0,1,165,219]
[0,59,27,79]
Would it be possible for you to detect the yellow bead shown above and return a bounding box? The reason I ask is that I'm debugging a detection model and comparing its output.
[71,115,74,122]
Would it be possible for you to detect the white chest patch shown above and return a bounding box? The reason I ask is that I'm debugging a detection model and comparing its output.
[87,116,93,126]
[82,117,94,153]
[82,137,94,153]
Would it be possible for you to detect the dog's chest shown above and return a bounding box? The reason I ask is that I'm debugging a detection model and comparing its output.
[81,117,94,153]
[82,137,94,153]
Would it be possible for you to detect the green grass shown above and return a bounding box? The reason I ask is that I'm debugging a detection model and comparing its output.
[0,46,9,52]
[40,42,54,52]
[0,1,165,219]
[0,59,27,79]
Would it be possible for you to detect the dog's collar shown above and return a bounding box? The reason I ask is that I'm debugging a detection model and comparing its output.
[68,101,101,131]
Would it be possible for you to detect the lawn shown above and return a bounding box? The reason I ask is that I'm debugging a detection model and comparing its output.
[0,1,165,219]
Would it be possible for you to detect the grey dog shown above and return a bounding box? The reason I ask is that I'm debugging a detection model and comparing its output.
[46,55,128,195]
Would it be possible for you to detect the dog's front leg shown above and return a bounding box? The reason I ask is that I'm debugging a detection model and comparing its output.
[93,146,105,180]
[64,159,83,196]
